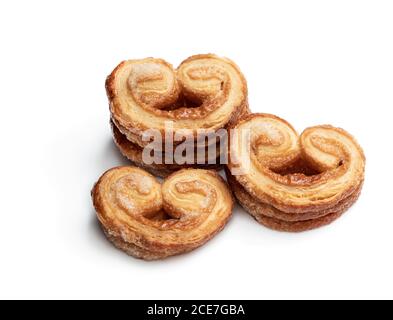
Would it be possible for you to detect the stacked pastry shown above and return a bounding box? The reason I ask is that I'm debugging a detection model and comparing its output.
[92,54,367,261]
[106,54,249,177]
[226,114,365,232]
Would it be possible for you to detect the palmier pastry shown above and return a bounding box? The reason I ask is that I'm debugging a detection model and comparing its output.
[106,54,248,151]
[111,121,223,178]
[92,166,234,260]
[226,113,365,232]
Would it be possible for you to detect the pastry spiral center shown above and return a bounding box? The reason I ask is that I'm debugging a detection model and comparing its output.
[163,179,218,219]
[183,66,227,98]
[113,172,162,217]
[307,135,346,170]
[175,180,216,210]
[127,62,178,108]
[244,118,300,170]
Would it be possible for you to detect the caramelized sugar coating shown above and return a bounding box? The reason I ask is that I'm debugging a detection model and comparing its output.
[227,113,365,232]
[92,167,233,260]
[106,54,249,147]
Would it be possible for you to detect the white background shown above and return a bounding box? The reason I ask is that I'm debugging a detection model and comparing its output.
[0,0,392,300]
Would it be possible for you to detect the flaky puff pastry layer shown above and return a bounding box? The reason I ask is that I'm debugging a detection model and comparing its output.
[111,121,223,178]
[92,167,233,260]
[106,54,248,147]
[227,113,365,232]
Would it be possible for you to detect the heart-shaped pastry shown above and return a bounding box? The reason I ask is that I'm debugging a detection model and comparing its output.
[106,54,249,147]
[226,113,365,232]
[92,166,233,260]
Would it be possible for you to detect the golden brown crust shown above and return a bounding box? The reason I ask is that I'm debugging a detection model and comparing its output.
[226,113,365,231]
[226,169,363,232]
[106,54,248,147]
[226,100,250,128]
[111,120,223,177]
[92,166,234,260]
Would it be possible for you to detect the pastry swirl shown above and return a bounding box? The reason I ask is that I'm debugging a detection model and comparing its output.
[106,54,248,147]
[92,166,233,260]
[227,113,365,232]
